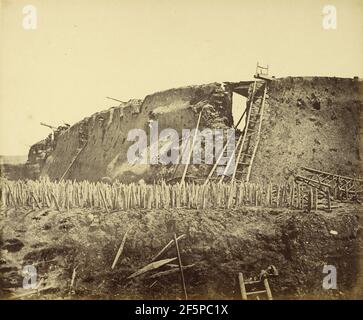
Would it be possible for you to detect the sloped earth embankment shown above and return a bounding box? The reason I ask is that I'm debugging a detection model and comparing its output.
[0,205,361,299]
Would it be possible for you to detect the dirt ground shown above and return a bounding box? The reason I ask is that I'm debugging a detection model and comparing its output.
[0,204,361,300]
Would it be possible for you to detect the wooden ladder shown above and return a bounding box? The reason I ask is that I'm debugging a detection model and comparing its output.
[223,80,267,183]
[238,272,273,300]
[202,63,272,185]
[203,80,267,185]
[203,63,271,185]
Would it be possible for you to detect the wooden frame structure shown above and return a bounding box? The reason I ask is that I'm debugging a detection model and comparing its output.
[238,272,273,300]
[299,167,363,200]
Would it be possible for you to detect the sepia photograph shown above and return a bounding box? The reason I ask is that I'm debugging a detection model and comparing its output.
[0,0,362,308]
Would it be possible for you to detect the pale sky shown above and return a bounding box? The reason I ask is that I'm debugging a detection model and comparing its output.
[0,0,362,155]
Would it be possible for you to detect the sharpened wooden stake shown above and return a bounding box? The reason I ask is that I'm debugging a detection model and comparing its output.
[51,192,61,212]
[31,192,42,209]
[99,188,109,213]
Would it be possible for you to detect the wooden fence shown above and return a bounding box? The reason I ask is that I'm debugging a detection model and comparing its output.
[0,178,332,212]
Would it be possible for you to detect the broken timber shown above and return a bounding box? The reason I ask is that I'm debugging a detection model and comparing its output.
[127,257,177,279]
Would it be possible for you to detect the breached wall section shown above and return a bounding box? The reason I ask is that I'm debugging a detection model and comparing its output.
[40,83,232,182]
[30,77,362,183]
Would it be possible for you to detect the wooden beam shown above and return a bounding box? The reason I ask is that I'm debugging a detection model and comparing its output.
[181,111,203,185]
[174,233,188,300]
[238,272,248,300]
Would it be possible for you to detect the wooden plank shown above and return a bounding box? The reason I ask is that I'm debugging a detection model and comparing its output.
[111,227,132,269]
[148,264,195,279]
[127,257,177,279]
[264,278,273,300]
[302,167,363,183]
[238,273,248,300]
[246,290,267,296]
[151,234,186,262]
[174,233,188,300]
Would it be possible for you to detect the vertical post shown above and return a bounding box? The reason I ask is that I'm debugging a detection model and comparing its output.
[99,188,109,213]
[263,278,273,300]
[314,188,318,211]
[345,183,349,201]
[327,187,331,211]
[308,187,313,212]
[238,273,248,300]
[276,185,280,208]
[174,233,188,300]
[335,177,339,200]
[297,184,301,209]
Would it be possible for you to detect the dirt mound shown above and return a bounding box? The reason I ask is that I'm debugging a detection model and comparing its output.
[0,205,360,299]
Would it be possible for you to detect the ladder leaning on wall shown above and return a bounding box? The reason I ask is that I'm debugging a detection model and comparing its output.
[204,63,271,185]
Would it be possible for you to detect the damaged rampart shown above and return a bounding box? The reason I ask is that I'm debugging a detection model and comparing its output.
[26,77,362,183]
